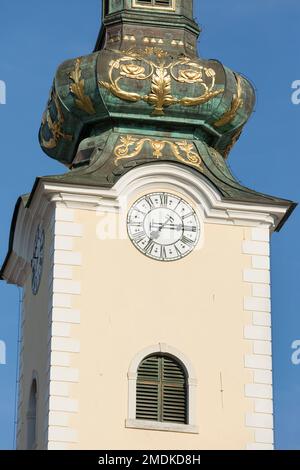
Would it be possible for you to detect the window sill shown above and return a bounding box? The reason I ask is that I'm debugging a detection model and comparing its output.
[125,419,199,434]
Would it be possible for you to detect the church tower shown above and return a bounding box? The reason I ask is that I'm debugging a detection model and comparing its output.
[1,0,296,450]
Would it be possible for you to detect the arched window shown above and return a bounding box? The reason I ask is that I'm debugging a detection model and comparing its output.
[27,379,38,449]
[127,344,198,433]
[136,354,187,424]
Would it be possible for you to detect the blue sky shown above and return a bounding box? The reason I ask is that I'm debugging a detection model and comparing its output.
[0,0,299,450]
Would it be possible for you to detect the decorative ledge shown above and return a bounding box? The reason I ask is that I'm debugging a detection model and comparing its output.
[125,419,199,434]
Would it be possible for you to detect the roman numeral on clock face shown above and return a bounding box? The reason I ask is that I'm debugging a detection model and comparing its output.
[160,193,168,206]
[181,235,194,247]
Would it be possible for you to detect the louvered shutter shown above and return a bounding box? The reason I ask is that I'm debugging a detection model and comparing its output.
[136,355,187,424]
[136,356,160,421]
[161,356,187,424]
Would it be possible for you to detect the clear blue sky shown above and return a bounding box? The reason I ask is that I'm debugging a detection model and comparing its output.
[0,0,299,450]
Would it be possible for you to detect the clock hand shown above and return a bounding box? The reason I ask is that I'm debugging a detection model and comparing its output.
[151,223,196,232]
[151,223,182,231]
[150,216,173,239]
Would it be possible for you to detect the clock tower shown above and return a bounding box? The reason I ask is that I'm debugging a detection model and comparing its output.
[1,0,296,450]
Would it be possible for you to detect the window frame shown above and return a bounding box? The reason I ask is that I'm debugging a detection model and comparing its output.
[132,0,176,12]
[126,344,198,434]
[26,373,39,450]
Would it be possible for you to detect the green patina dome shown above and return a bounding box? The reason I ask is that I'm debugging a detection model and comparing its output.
[39,0,255,169]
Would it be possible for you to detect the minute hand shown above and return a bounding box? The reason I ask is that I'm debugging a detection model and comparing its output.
[151,223,196,232]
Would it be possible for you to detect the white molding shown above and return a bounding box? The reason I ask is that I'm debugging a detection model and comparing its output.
[43,206,82,449]
[53,265,73,280]
[127,343,198,430]
[50,352,71,367]
[53,280,81,295]
[252,285,271,299]
[51,323,71,338]
[255,399,273,414]
[49,397,79,413]
[251,228,270,242]
[244,297,271,313]
[52,294,73,309]
[55,222,83,238]
[243,226,274,450]
[255,428,274,445]
[52,308,80,324]
[253,341,272,356]
[246,443,274,450]
[244,326,271,341]
[242,241,270,256]
[245,355,272,370]
[125,420,199,434]
[51,338,80,353]
[253,312,271,327]
[48,426,78,443]
[48,442,72,450]
[50,366,80,383]
[252,256,270,270]
[254,370,273,385]
[54,237,74,251]
[244,269,270,284]
[2,163,289,287]
[53,251,82,266]
[49,382,70,397]
[245,384,273,399]
[55,208,75,222]
[246,413,273,429]
[48,412,70,427]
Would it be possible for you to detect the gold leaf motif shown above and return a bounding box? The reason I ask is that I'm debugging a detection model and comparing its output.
[145,66,175,115]
[214,74,243,128]
[69,58,96,115]
[120,64,146,79]
[177,69,203,83]
[99,47,224,116]
[114,135,203,171]
[41,90,72,150]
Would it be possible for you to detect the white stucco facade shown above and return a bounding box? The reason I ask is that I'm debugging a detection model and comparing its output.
[3,163,287,450]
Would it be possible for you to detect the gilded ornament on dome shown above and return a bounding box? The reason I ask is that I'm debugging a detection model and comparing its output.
[99,47,224,116]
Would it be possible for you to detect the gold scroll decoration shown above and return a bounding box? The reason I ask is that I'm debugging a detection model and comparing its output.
[69,58,96,115]
[99,47,224,116]
[114,135,203,171]
[41,90,72,150]
[214,74,243,128]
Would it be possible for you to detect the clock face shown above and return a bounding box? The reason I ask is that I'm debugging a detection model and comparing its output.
[127,192,200,261]
[31,226,45,295]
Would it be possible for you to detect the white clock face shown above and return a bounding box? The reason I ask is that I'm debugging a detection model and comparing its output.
[127,192,200,261]
[31,226,45,295]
